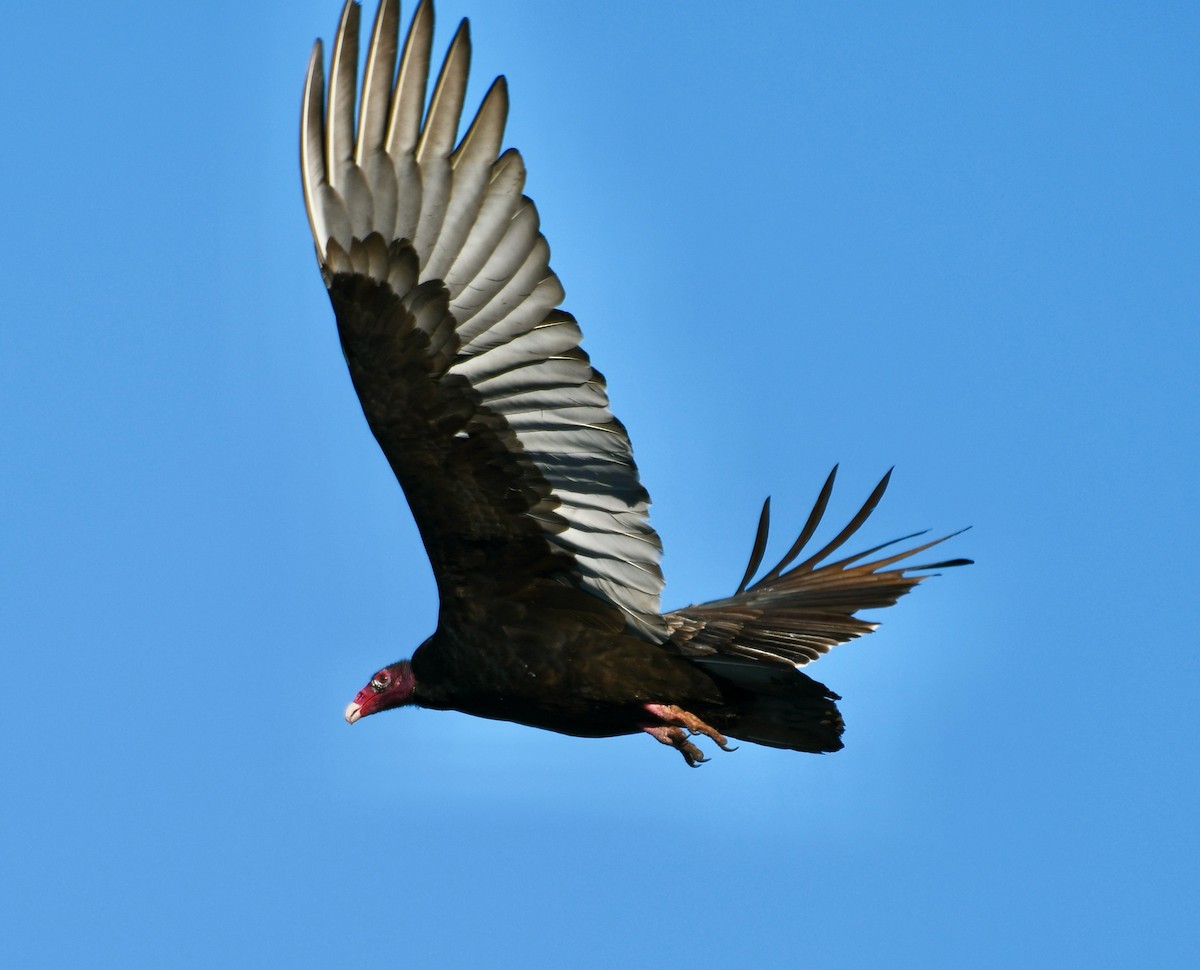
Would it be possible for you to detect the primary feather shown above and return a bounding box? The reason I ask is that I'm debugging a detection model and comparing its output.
[305,0,970,765]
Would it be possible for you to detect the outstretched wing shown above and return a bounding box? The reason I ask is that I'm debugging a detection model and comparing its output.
[667,467,971,670]
[301,0,665,639]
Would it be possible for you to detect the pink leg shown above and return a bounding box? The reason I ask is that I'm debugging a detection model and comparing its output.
[644,725,709,767]
[643,703,737,766]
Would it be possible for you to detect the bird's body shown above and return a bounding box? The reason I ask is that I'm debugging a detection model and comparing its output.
[305,0,968,765]
[411,618,722,740]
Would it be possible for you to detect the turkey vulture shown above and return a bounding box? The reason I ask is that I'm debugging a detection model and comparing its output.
[303,0,969,766]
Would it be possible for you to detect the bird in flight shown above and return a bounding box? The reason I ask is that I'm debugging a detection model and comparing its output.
[302,0,969,766]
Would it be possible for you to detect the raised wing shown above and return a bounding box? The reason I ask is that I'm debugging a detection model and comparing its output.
[668,467,971,669]
[301,0,665,639]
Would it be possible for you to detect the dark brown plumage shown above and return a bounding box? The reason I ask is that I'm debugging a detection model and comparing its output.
[306,0,969,765]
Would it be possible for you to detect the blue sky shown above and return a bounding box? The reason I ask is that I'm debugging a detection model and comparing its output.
[3,0,1198,966]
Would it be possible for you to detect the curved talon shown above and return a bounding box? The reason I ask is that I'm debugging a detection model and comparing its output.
[643,725,708,766]
[676,735,709,767]
[643,703,736,765]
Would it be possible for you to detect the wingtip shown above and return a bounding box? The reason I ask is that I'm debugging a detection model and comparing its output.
[335,0,360,37]
[735,497,773,594]
[449,17,473,70]
[301,37,330,263]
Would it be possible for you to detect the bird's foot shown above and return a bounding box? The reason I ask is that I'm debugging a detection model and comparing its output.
[643,703,737,767]
[644,726,709,766]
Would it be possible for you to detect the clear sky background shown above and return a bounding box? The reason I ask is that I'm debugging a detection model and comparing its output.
[4,1,1198,966]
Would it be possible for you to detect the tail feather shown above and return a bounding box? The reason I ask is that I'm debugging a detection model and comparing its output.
[691,658,845,752]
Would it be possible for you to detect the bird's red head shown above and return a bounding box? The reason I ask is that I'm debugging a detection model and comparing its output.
[344,661,416,724]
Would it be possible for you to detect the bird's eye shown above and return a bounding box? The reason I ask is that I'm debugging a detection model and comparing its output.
[370,673,390,692]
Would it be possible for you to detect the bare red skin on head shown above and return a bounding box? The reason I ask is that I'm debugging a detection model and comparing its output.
[347,660,416,721]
